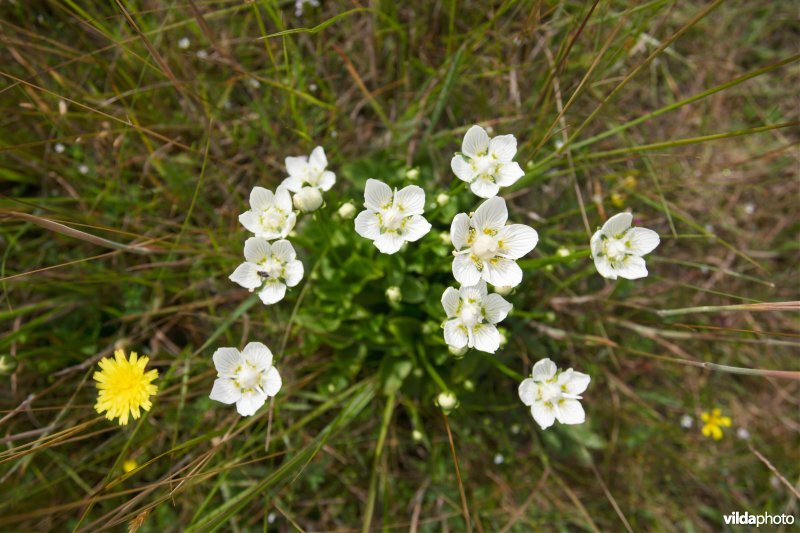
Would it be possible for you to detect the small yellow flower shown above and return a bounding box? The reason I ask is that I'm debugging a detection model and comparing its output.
[123,459,138,473]
[700,408,731,440]
[93,349,158,426]
[611,192,627,208]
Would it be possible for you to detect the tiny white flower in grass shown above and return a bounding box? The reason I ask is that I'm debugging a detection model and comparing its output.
[354,178,432,254]
[436,193,449,206]
[230,237,304,305]
[590,212,660,280]
[406,167,420,181]
[736,427,750,440]
[292,186,323,212]
[441,280,512,354]
[680,414,694,429]
[518,358,590,430]
[239,185,296,240]
[196,49,208,59]
[178,37,190,49]
[283,146,336,193]
[209,343,281,417]
[451,125,525,198]
[437,391,458,411]
[78,164,89,175]
[54,143,65,153]
[337,202,356,219]
[493,453,505,465]
[451,196,538,287]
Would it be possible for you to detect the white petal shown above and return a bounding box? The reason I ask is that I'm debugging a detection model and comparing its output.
[250,186,274,211]
[559,370,591,396]
[281,176,303,193]
[283,260,304,287]
[616,255,648,280]
[443,320,468,349]
[469,177,500,199]
[497,224,538,259]
[482,258,522,287]
[259,281,287,304]
[285,155,308,179]
[441,287,461,318]
[280,212,297,238]
[461,125,490,158]
[274,186,293,212]
[593,256,617,280]
[518,378,537,406]
[374,232,405,254]
[317,170,336,191]
[452,254,482,286]
[244,237,271,263]
[229,262,261,290]
[450,213,470,251]
[209,378,241,404]
[236,389,267,416]
[238,211,260,235]
[531,402,556,430]
[270,239,296,262]
[472,196,508,233]
[394,185,425,216]
[364,179,393,212]
[212,347,242,377]
[451,155,476,183]
[625,227,660,256]
[309,146,327,170]
[601,212,632,238]
[472,324,500,353]
[483,293,512,324]
[261,366,282,397]
[242,342,273,370]
[494,161,524,186]
[590,229,604,257]
[401,215,431,242]
[354,210,381,240]
[489,134,517,162]
[556,399,585,425]
[532,358,557,381]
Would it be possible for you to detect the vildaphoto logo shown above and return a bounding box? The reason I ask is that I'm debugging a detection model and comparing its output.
[723,511,795,527]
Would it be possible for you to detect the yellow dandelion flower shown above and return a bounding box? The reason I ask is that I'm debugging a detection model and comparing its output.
[123,459,138,473]
[93,349,158,426]
[700,408,731,440]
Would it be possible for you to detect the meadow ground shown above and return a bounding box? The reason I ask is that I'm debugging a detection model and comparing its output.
[1,1,798,531]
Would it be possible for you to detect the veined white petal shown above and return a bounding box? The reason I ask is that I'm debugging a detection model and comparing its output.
[472,323,501,353]
[283,260,304,287]
[441,287,461,317]
[625,227,660,256]
[394,185,425,215]
[285,155,308,179]
[274,186,293,212]
[483,293,512,324]
[489,134,517,162]
[482,257,522,287]
[238,210,260,235]
[281,176,304,193]
[236,389,267,416]
[462,125,490,158]
[309,146,327,170]
[374,232,405,254]
[593,255,617,280]
[261,366,282,396]
[451,155,477,183]
[532,358,557,381]
[280,212,297,238]
[497,224,538,259]
[601,212,632,238]
[443,319,468,349]
[354,210,381,240]
[450,213,470,251]
[531,402,556,430]
[270,239,296,262]
[469,177,500,199]
[242,342,273,370]
[317,170,336,191]
[452,254,482,286]
[556,399,585,425]
[209,378,241,404]
[559,370,591,396]
[402,215,431,242]
[229,262,262,290]
[259,281,287,304]
[364,179,393,212]
[616,255,648,280]
[494,161,524,186]
[244,237,271,263]
[518,378,537,406]
[213,348,242,377]
[590,229,604,257]
[472,196,508,233]
[250,186,274,211]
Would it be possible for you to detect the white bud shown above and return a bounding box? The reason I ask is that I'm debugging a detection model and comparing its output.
[494,285,513,296]
[556,246,571,257]
[337,202,356,219]
[385,286,402,303]
[463,379,474,392]
[437,391,458,411]
[436,193,449,206]
[78,164,89,175]
[412,429,423,441]
[680,415,693,429]
[498,329,508,348]
[196,50,208,59]
[293,186,323,212]
[493,453,504,465]
[54,143,65,153]
[178,37,190,49]
[406,167,420,181]
[736,427,750,440]
[439,231,451,245]
[448,345,467,357]
[58,99,68,116]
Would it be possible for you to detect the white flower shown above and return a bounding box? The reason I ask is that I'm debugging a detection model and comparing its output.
[493,453,505,465]
[354,179,432,254]
[450,125,525,198]
[590,212,660,280]
[680,414,694,429]
[282,146,335,193]
[54,143,65,153]
[292,186,323,212]
[178,37,190,49]
[78,164,89,175]
[209,343,282,416]
[736,427,750,440]
[437,391,458,411]
[441,281,512,354]
[450,196,538,287]
[196,50,208,59]
[229,237,304,305]
[239,186,297,240]
[385,286,402,303]
[519,358,590,430]
[337,202,356,219]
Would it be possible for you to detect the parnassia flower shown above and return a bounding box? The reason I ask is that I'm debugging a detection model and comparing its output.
[292,186,323,212]
[451,125,525,198]
[518,358,590,430]
[451,196,538,287]
[94,349,158,426]
[590,212,659,280]
[355,178,432,254]
[441,281,512,354]
[239,186,296,240]
[282,146,336,193]
[230,237,304,305]
[209,343,282,417]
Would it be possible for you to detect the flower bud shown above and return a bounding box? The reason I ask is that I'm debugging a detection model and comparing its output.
[448,345,467,357]
[439,231,451,245]
[406,167,420,181]
[437,391,458,412]
[293,186,323,212]
[412,429,423,441]
[556,246,571,258]
[436,193,449,206]
[494,285,514,296]
[385,286,402,303]
[337,202,356,219]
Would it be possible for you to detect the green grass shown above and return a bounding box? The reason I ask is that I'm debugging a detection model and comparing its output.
[1,0,798,531]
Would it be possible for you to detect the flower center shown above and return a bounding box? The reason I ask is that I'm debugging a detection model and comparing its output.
[472,234,499,260]
[458,302,483,327]
[604,238,627,262]
[539,382,562,403]
[237,366,261,390]
[472,154,496,176]
[381,207,404,230]
[261,208,286,231]
[260,257,283,279]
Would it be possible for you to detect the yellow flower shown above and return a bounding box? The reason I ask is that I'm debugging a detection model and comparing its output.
[93,349,158,426]
[700,408,731,440]
[123,459,138,473]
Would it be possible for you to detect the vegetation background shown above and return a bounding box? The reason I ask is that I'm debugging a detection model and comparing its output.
[1,0,798,531]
